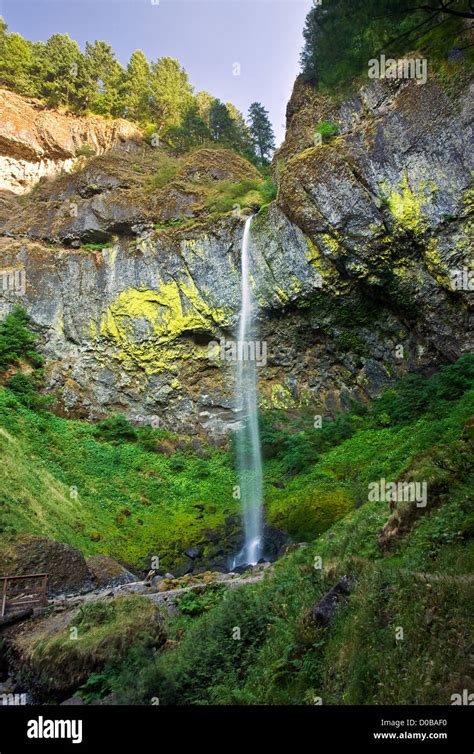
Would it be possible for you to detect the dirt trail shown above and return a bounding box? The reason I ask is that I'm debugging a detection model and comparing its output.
[51,565,271,610]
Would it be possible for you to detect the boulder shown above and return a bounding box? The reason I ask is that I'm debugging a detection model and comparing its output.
[232,564,253,575]
[304,576,356,627]
[60,696,85,706]
[184,547,202,560]
[86,555,138,589]
[0,535,92,596]
[262,523,289,560]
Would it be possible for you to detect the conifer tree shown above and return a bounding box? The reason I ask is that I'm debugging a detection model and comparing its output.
[0,19,35,96]
[85,40,125,117]
[150,57,193,135]
[248,102,275,164]
[125,50,151,122]
[37,33,83,107]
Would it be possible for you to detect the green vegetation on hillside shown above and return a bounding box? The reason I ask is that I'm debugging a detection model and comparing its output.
[301,0,474,93]
[0,305,49,411]
[204,177,277,214]
[0,389,239,570]
[0,306,472,573]
[247,103,276,164]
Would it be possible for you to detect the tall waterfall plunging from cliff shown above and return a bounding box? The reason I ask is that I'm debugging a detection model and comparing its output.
[232,216,264,568]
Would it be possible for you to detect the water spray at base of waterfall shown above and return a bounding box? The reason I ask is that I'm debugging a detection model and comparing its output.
[230,216,264,569]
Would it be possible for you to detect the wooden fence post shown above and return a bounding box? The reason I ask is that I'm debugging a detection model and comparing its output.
[1,577,7,617]
[41,575,48,607]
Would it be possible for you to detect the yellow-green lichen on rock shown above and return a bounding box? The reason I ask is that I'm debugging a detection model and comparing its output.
[305,236,345,292]
[463,185,474,213]
[383,174,428,233]
[261,383,297,410]
[274,287,290,305]
[423,237,453,287]
[321,232,340,254]
[179,236,211,261]
[90,280,230,373]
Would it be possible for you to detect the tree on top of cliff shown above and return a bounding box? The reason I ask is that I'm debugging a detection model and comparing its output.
[0,17,35,95]
[35,33,83,107]
[208,99,237,142]
[226,102,255,161]
[248,102,276,165]
[150,57,193,135]
[0,17,273,166]
[124,50,152,122]
[166,102,211,153]
[83,40,126,118]
[300,0,473,89]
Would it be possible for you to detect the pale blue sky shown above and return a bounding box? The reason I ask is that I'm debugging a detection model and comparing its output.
[0,0,313,145]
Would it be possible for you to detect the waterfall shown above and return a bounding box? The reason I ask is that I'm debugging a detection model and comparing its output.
[232,216,264,568]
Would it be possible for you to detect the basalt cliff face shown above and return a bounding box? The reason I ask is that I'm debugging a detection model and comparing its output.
[0,89,141,194]
[0,74,472,438]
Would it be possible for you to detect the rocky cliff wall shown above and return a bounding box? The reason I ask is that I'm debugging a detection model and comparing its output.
[0,89,141,194]
[0,73,472,438]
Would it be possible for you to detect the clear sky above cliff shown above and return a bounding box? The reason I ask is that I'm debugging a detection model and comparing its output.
[1,0,314,146]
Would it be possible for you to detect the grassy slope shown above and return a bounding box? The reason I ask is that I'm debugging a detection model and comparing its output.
[0,403,360,570]
[0,388,349,571]
[13,595,163,698]
[0,388,238,570]
[1,359,473,572]
[1,386,461,572]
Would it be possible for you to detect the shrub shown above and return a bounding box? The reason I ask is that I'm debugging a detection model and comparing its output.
[205,179,261,213]
[136,425,159,452]
[315,120,338,142]
[80,242,112,252]
[259,177,277,204]
[0,306,43,373]
[112,584,272,705]
[76,144,96,158]
[143,124,159,145]
[149,156,181,190]
[169,454,186,472]
[5,373,50,411]
[433,354,474,402]
[94,414,138,444]
[176,584,225,617]
[371,356,474,426]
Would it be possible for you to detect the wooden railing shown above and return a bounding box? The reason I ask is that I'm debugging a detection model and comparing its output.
[0,573,48,617]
